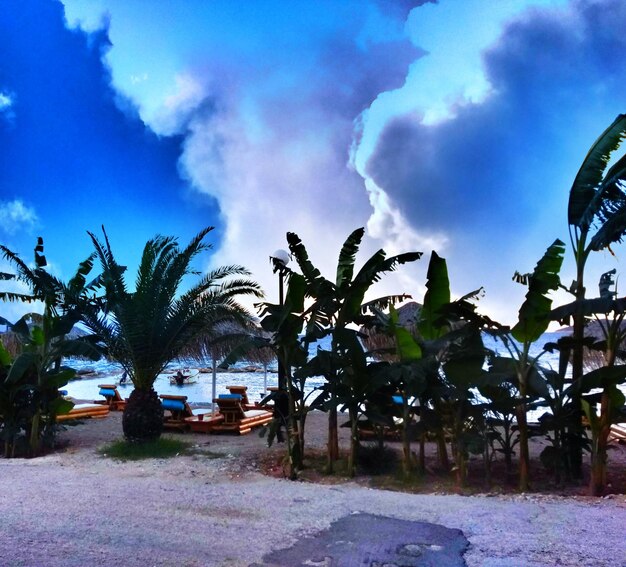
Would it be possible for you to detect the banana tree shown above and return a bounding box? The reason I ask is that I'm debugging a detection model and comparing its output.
[287,227,422,472]
[492,239,565,490]
[566,114,626,477]
[0,239,101,456]
[257,271,309,478]
[551,287,626,494]
[365,252,488,482]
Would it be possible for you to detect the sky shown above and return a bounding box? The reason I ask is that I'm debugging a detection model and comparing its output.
[2,0,626,327]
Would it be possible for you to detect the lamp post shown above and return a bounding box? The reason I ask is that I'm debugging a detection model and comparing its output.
[270,249,290,390]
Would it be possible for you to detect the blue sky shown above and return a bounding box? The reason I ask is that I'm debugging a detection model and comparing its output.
[2,0,626,326]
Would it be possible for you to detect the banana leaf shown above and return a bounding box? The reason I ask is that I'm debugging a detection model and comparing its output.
[418,251,450,340]
[568,114,626,229]
[511,239,565,343]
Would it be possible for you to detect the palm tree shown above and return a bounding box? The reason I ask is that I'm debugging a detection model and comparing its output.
[84,227,263,442]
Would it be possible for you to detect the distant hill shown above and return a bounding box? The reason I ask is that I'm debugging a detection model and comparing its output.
[561,319,626,338]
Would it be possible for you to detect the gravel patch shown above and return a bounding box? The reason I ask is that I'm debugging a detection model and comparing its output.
[0,412,624,566]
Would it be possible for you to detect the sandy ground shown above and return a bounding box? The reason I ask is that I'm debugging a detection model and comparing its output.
[0,410,625,566]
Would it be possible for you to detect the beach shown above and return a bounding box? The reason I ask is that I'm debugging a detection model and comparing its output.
[0,410,624,566]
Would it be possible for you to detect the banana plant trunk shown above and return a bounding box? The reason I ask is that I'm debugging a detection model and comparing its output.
[28,411,42,457]
[347,407,359,477]
[436,429,449,470]
[516,401,530,491]
[327,405,339,472]
[401,399,414,479]
[589,389,612,496]
[516,358,531,491]
[568,255,586,479]
[453,404,467,489]
[283,350,302,480]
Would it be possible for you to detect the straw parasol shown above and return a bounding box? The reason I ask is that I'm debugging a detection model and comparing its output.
[360,301,422,361]
[0,331,21,358]
[184,320,276,408]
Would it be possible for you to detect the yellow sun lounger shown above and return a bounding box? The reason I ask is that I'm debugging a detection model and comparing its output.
[210,395,273,435]
[160,394,209,431]
[608,423,626,444]
[226,385,267,411]
[95,384,127,411]
[57,403,110,422]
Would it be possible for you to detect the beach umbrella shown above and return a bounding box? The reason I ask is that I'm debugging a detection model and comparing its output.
[360,301,422,361]
[184,320,276,410]
[0,331,21,358]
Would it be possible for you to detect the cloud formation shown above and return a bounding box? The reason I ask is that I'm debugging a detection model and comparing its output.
[0,200,38,235]
[0,0,220,274]
[151,2,427,300]
[362,0,626,321]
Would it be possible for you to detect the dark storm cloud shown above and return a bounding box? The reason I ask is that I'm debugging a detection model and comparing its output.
[365,0,626,243]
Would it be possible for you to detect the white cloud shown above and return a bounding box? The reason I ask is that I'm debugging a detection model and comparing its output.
[129,72,148,85]
[0,200,38,235]
[0,92,12,110]
[0,91,15,124]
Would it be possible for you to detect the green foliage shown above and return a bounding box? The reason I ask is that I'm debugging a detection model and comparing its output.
[418,251,450,340]
[568,114,626,237]
[99,437,192,460]
[0,239,101,457]
[357,442,399,475]
[274,228,422,477]
[511,239,565,343]
[84,227,262,442]
[85,227,261,390]
[388,306,422,361]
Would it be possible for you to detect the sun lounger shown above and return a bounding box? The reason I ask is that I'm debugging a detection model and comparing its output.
[94,384,127,411]
[184,412,225,433]
[56,403,110,422]
[608,423,626,444]
[226,385,267,411]
[160,394,207,431]
[210,394,273,435]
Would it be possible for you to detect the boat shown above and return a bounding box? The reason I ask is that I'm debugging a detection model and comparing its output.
[169,369,200,386]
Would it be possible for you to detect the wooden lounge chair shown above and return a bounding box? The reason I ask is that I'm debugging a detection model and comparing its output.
[57,403,110,422]
[160,394,207,431]
[608,423,626,444]
[226,385,267,411]
[210,394,273,435]
[184,412,225,433]
[95,384,127,411]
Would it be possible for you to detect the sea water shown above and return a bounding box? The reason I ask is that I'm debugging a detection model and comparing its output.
[64,330,569,406]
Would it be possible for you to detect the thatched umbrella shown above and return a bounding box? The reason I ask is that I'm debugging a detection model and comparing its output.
[0,331,21,358]
[184,321,276,409]
[360,301,422,361]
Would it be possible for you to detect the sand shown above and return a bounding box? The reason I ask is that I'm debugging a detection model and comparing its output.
[0,410,624,566]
